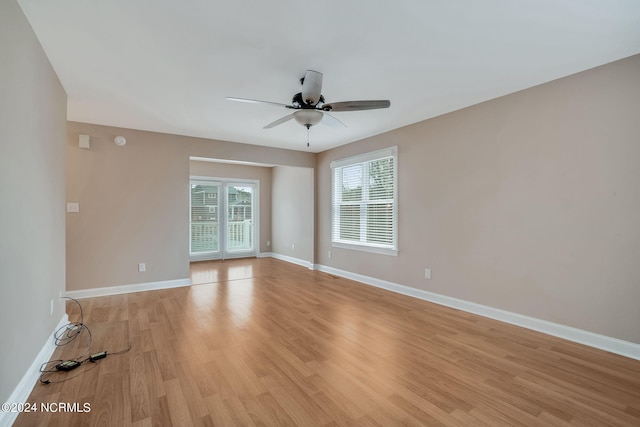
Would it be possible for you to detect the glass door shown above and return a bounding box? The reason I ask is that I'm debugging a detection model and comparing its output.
[225,183,255,256]
[190,182,222,260]
[190,179,257,261]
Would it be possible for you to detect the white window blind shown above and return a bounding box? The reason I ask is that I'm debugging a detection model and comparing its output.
[331,147,397,255]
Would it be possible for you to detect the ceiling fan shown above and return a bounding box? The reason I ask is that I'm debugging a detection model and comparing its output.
[226,70,390,142]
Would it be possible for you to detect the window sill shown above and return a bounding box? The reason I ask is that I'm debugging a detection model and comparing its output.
[331,241,398,256]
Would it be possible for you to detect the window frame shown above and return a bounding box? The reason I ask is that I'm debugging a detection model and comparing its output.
[330,146,398,256]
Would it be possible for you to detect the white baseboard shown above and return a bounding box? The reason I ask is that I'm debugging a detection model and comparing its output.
[314,264,640,361]
[0,314,69,427]
[270,253,314,270]
[65,278,191,299]
[257,252,272,258]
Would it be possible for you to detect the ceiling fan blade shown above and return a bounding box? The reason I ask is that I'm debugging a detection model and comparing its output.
[301,70,323,106]
[322,100,390,112]
[263,113,295,129]
[226,97,292,108]
[321,112,347,128]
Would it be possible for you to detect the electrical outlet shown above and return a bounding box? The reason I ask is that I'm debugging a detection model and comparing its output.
[328,250,332,259]
[267,240,271,247]
[138,263,146,272]
[291,244,295,252]
[425,268,432,279]
[50,299,54,315]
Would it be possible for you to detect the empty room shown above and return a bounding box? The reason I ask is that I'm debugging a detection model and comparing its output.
[2,0,640,426]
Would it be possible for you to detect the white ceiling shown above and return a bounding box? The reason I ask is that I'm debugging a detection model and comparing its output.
[17,0,640,153]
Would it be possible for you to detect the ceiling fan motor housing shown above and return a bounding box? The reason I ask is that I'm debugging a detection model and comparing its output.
[292,92,325,108]
[301,70,323,106]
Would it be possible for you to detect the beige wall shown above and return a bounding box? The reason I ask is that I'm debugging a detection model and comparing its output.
[0,0,67,402]
[66,123,191,290]
[316,54,640,344]
[190,160,273,253]
[272,166,315,264]
[66,122,315,291]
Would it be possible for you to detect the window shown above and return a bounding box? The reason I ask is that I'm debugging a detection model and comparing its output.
[331,147,397,255]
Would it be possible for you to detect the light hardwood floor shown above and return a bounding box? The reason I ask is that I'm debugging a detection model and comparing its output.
[16,258,640,426]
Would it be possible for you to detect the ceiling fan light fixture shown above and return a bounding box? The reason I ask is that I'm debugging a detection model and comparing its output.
[293,110,323,127]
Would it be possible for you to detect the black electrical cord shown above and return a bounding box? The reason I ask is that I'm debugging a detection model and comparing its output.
[52,297,93,359]
[106,342,133,356]
[53,297,90,344]
[39,297,132,384]
[38,361,98,385]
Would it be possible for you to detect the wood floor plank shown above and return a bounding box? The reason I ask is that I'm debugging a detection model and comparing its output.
[14,257,640,426]
[242,391,298,426]
[164,377,197,426]
[203,394,242,427]
[129,349,151,422]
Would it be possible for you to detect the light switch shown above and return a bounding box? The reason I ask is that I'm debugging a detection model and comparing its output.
[79,134,90,149]
[67,203,79,213]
